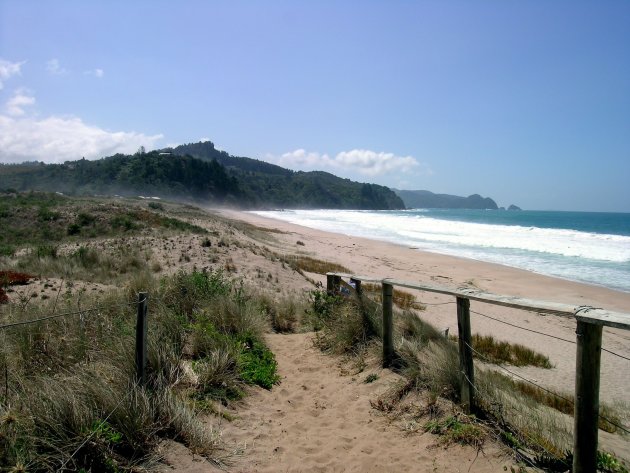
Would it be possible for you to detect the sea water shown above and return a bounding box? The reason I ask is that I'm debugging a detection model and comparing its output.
[252,209,630,293]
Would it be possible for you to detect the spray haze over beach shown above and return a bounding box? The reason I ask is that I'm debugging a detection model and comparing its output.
[254,209,630,293]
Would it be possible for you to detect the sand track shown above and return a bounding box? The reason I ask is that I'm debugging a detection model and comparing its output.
[212,332,511,473]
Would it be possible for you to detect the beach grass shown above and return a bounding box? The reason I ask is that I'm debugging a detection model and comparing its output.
[0,195,291,470]
[448,333,553,369]
[361,282,422,310]
[307,289,628,470]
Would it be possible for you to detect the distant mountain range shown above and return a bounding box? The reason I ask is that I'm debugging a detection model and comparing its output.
[0,140,518,211]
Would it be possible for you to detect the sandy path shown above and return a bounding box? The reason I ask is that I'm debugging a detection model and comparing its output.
[217,332,512,473]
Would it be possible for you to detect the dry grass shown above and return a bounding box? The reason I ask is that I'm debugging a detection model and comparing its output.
[284,255,352,275]
[458,333,553,369]
[361,282,422,310]
[308,291,628,468]
[0,266,286,470]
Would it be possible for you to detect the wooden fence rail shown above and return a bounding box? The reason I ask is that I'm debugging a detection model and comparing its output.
[326,272,630,473]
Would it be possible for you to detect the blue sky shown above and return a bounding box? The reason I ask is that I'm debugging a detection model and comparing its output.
[1,1,629,211]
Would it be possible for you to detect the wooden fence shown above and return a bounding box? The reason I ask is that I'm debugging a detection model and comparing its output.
[326,272,630,473]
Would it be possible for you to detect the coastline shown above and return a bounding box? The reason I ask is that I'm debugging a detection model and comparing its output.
[217,208,630,405]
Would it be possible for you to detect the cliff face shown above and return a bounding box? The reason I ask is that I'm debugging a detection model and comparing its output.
[394,189,498,209]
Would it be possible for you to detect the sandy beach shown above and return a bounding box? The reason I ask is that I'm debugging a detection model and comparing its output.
[219,209,630,404]
[149,208,624,471]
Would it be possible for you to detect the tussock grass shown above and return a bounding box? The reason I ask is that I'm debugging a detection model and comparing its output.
[0,268,282,470]
[261,294,306,333]
[0,192,207,253]
[361,282,422,310]
[284,255,352,275]
[307,287,381,354]
[424,415,486,448]
[11,241,154,285]
[483,370,622,434]
[308,290,628,469]
[465,333,553,369]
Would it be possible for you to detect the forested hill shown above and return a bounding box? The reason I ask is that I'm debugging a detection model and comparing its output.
[0,143,405,210]
[0,153,242,204]
[395,189,498,209]
[169,141,291,176]
[166,141,404,209]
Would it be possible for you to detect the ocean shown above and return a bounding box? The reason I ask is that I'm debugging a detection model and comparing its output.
[252,209,630,293]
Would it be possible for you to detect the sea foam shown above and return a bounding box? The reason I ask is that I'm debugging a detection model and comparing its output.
[252,209,630,292]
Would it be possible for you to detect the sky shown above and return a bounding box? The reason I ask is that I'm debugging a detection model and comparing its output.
[1,1,629,212]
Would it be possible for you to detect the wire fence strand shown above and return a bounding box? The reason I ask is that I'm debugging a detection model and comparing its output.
[469,307,630,363]
[59,381,139,471]
[463,340,630,436]
[0,298,144,330]
[469,309,576,345]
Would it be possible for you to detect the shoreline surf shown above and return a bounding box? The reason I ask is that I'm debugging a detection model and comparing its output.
[251,209,630,294]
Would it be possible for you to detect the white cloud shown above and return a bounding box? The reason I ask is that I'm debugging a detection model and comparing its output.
[277,148,333,169]
[335,149,419,176]
[0,58,25,89]
[5,89,36,116]
[0,92,163,163]
[46,58,68,75]
[273,148,426,176]
[85,68,104,78]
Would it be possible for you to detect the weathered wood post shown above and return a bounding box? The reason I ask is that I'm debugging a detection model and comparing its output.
[326,274,335,295]
[382,282,394,368]
[333,275,341,293]
[135,292,148,386]
[456,297,475,413]
[573,321,603,473]
[350,277,362,296]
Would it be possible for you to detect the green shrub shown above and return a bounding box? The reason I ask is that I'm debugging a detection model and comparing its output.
[0,244,14,257]
[36,244,58,258]
[110,215,137,231]
[238,335,280,389]
[77,212,96,226]
[37,206,60,222]
[67,223,81,235]
[72,246,100,268]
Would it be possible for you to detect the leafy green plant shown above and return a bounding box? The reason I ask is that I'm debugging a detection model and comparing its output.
[238,335,280,389]
[364,373,379,383]
[91,419,123,445]
[424,415,485,447]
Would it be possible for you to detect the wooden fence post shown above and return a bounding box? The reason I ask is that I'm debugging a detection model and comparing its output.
[333,275,341,293]
[350,277,362,296]
[382,282,394,368]
[573,321,603,473]
[135,291,148,386]
[456,297,475,413]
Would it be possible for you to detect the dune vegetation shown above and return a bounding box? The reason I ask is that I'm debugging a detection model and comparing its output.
[0,191,627,472]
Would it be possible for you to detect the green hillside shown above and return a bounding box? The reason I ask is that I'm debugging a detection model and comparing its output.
[0,142,405,210]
